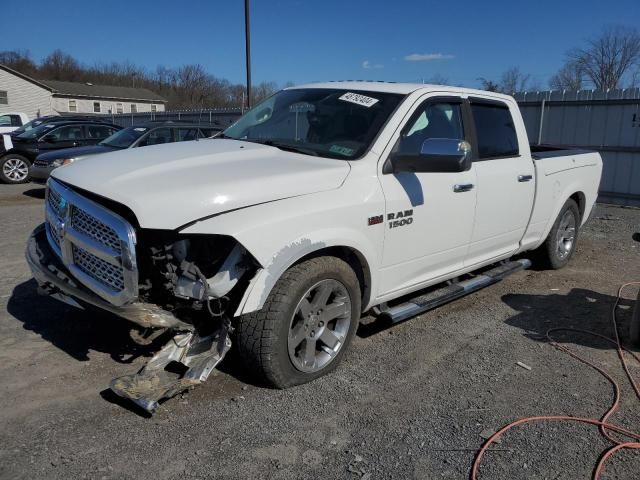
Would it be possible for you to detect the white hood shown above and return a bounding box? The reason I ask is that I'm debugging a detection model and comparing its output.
[52,139,350,229]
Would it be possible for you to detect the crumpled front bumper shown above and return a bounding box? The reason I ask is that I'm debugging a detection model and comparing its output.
[26,224,193,331]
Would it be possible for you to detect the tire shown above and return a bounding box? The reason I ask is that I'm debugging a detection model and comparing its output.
[0,154,31,184]
[536,199,580,269]
[236,256,361,388]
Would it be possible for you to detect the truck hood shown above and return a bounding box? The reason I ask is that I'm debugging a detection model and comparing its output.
[51,139,350,229]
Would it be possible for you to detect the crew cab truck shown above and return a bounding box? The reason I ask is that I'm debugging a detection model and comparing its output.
[26,82,602,412]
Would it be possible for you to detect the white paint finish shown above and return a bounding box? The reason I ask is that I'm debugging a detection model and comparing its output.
[52,139,351,229]
[464,98,536,265]
[374,90,477,295]
[45,82,603,315]
[0,69,54,118]
[0,112,29,134]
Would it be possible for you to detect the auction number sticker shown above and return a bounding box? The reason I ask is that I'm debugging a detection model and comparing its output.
[339,92,379,108]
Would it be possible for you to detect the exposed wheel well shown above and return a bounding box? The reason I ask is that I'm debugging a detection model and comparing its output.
[569,191,586,222]
[293,246,372,311]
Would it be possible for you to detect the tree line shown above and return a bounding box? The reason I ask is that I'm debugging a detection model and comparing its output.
[0,49,281,110]
[479,25,640,93]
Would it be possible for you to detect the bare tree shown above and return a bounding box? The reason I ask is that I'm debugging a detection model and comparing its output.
[549,61,584,90]
[39,49,82,81]
[568,25,640,89]
[0,50,37,76]
[500,67,531,93]
[477,77,500,92]
[425,74,449,85]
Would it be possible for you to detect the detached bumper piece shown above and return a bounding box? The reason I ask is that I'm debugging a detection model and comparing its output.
[27,224,232,413]
[110,327,231,413]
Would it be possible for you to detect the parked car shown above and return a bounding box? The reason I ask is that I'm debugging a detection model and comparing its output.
[1,115,116,155]
[0,112,29,134]
[0,120,120,183]
[26,82,602,412]
[30,122,220,183]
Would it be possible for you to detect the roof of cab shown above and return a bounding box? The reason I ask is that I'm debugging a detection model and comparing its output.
[288,81,515,101]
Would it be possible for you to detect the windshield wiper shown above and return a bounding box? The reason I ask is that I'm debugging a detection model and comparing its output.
[259,140,319,156]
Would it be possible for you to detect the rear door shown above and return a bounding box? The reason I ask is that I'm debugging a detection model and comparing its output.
[85,124,118,145]
[463,98,535,267]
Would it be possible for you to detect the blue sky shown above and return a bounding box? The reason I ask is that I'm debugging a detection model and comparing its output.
[4,0,640,88]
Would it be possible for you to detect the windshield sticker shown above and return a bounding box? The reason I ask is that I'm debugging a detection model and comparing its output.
[329,144,354,156]
[134,127,147,132]
[339,92,379,108]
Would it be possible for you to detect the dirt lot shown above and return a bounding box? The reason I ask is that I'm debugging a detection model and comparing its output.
[0,183,639,480]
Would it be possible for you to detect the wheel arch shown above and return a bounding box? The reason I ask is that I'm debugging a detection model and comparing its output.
[233,242,375,318]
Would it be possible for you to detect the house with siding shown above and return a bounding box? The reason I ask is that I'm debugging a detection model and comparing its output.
[0,64,166,120]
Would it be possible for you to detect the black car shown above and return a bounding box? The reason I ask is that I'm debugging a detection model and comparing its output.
[30,122,220,183]
[0,120,121,183]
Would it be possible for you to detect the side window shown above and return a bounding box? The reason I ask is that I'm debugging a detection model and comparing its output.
[470,102,519,159]
[139,128,172,146]
[43,125,84,142]
[87,125,115,139]
[10,114,23,126]
[0,115,11,126]
[396,101,464,156]
[176,128,199,142]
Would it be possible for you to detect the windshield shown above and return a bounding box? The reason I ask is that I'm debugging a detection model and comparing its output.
[16,122,58,139]
[100,126,148,148]
[12,118,53,136]
[223,88,404,159]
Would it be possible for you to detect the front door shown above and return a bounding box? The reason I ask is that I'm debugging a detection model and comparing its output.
[377,96,477,297]
[38,124,84,153]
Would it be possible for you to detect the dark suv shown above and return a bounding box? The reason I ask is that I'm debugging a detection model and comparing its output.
[0,120,121,183]
[30,122,220,183]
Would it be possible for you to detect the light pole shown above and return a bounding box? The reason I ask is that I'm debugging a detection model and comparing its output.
[244,0,252,109]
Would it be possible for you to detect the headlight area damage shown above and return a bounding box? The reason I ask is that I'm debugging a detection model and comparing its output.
[27,221,258,413]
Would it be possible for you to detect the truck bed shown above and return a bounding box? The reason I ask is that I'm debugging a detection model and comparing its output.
[530,144,593,160]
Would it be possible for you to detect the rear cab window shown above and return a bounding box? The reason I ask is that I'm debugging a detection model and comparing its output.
[469,100,519,159]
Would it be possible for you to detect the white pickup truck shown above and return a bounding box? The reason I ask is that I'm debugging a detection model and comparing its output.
[26,82,602,411]
[0,112,29,134]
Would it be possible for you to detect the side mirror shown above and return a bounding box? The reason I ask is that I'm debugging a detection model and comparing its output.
[387,138,472,174]
[42,134,57,143]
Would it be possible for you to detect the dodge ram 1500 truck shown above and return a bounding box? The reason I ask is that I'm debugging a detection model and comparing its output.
[26,82,603,412]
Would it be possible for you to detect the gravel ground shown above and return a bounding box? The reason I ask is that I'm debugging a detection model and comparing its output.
[0,183,639,480]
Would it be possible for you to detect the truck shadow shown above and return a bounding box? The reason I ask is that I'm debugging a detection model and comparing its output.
[502,287,638,349]
[7,279,163,363]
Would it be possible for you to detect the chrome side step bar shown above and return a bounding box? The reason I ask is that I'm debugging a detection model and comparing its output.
[382,259,531,324]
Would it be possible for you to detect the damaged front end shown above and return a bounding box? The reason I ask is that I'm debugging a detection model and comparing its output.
[27,180,259,412]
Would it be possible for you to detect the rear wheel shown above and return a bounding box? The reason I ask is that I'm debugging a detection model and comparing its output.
[236,256,361,388]
[0,154,31,184]
[537,199,580,269]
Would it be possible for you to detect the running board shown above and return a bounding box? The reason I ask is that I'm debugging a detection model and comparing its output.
[382,259,531,324]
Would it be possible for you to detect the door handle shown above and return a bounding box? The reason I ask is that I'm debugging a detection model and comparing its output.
[518,174,533,182]
[453,183,474,193]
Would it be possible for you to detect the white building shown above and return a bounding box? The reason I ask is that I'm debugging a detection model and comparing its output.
[0,64,167,119]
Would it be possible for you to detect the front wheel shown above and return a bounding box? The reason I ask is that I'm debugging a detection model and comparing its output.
[0,154,31,184]
[236,256,361,388]
[536,199,580,269]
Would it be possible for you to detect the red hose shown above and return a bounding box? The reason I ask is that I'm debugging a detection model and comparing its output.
[471,282,640,479]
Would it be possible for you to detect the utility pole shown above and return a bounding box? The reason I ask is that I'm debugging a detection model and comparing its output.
[244,0,252,109]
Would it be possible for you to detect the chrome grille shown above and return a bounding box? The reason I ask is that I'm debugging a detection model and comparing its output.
[72,245,125,291]
[47,185,63,218]
[43,179,138,306]
[71,206,122,253]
